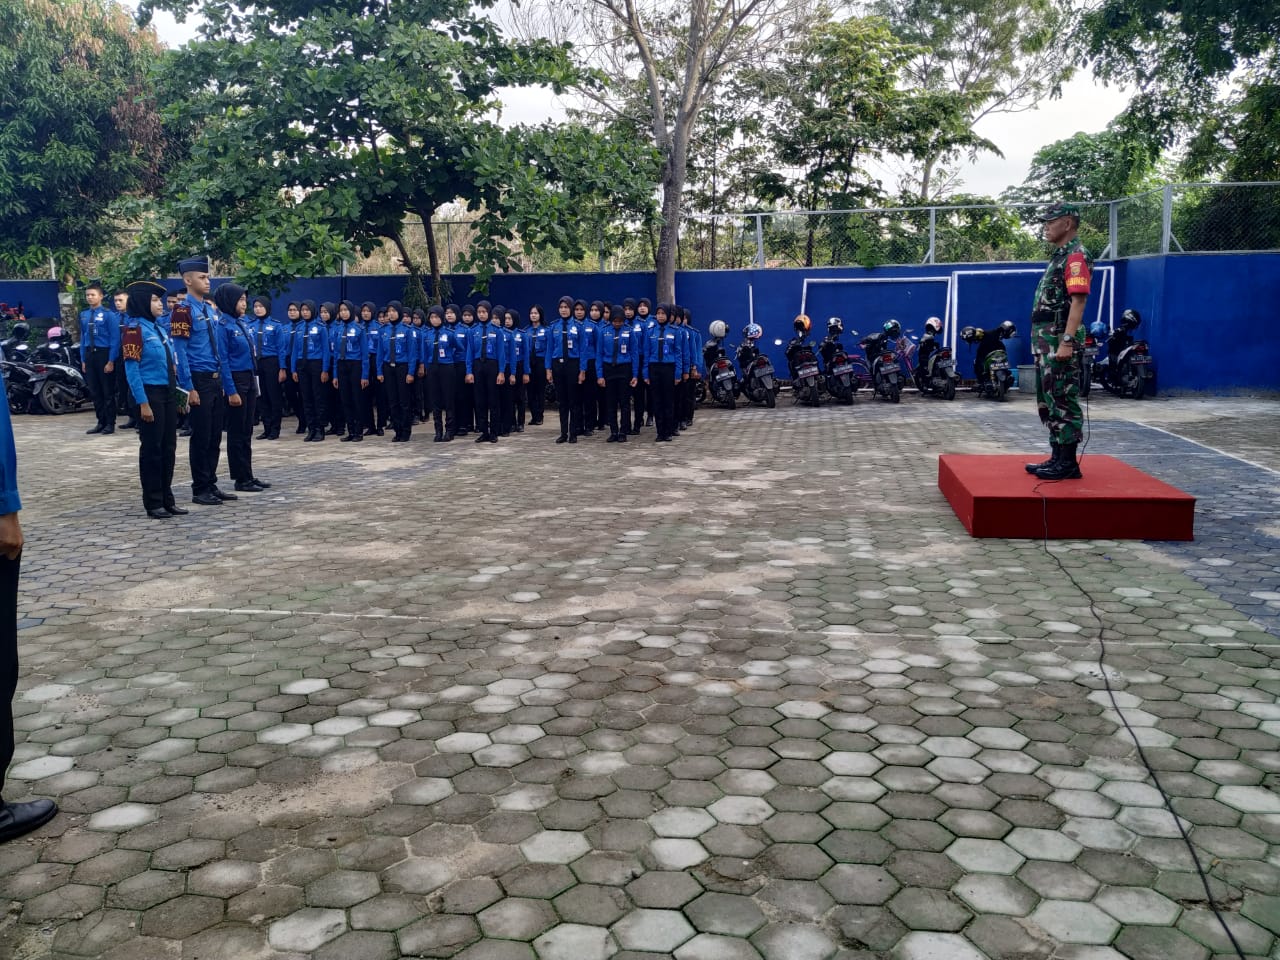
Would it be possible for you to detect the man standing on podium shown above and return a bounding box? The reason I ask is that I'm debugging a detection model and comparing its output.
[1026,202,1092,481]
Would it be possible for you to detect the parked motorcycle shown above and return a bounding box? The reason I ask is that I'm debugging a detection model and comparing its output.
[1099,308,1154,399]
[1,321,33,364]
[860,319,904,403]
[735,324,776,408]
[701,322,738,409]
[818,317,855,404]
[34,362,91,414]
[32,325,79,367]
[785,315,822,406]
[914,317,958,400]
[1,359,44,414]
[959,322,1015,400]
[1079,320,1107,398]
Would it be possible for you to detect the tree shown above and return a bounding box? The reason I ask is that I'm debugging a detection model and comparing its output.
[872,0,1073,199]
[513,0,818,301]
[120,0,657,298]
[0,0,162,278]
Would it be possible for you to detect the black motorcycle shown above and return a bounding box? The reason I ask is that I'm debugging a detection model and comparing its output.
[959,323,1015,401]
[31,325,79,367]
[702,340,738,409]
[787,339,822,406]
[34,362,91,415]
[914,325,958,400]
[859,331,902,403]
[736,341,777,408]
[1099,309,1155,399]
[819,339,856,404]
[1,359,44,414]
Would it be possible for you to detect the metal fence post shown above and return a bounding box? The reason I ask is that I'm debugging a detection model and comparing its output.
[927,208,936,264]
[445,222,453,271]
[1108,201,1119,260]
[754,214,765,268]
[1160,185,1173,254]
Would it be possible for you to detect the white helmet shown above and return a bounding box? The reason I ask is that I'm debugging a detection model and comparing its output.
[709,320,727,338]
[924,316,942,335]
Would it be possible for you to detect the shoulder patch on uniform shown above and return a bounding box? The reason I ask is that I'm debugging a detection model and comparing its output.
[122,324,144,361]
[170,305,193,339]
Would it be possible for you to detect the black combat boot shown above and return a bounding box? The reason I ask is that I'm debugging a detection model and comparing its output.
[1035,442,1082,480]
[1026,443,1060,475]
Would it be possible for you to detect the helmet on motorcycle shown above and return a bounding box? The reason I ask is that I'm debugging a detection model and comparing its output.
[742,323,762,341]
[11,322,29,342]
[1120,308,1141,330]
[794,314,811,334]
[924,317,942,336]
[46,326,63,340]
[709,320,727,339]
[1088,320,1107,337]
[998,320,1017,339]
[959,325,977,343]
[827,317,843,334]
[882,319,901,338]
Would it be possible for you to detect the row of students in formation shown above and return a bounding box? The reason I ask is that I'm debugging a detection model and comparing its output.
[252,295,706,445]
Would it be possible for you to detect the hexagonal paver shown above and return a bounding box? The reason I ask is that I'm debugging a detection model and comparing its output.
[1095,885,1182,925]
[750,923,837,960]
[520,830,591,864]
[952,874,1037,917]
[945,838,1024,874]
[685,892,766,937]
[612,908,697,952]
[649,806,716,837]
[887,888,972,932]
[533,923,617,960]
[268,907,347,951]
[1029,900,1121,944]
[478,897,557,940]
[895,931,988,960]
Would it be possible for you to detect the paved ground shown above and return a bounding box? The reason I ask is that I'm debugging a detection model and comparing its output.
[2,390,1278,960]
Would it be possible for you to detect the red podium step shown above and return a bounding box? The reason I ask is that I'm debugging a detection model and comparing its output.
[939,454,1196,540]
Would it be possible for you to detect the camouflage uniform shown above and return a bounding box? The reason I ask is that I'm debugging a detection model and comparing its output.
[1031,236,1092,445]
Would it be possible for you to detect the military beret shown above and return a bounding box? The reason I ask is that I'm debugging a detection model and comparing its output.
[177,256,209,274]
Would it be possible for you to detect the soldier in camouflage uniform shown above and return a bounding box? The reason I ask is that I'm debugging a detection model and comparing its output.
[1026,202,1092,480]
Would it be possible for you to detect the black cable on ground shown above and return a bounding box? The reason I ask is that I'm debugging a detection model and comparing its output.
[1031,369,1248,960]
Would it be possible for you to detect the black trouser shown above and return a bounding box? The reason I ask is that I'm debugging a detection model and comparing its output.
[552,358,580,439]
[631,378,647,431]
[454,361,474,431]
[1,553,19,797]
[325,373,344,433]
[416,368,428,419]
[383,362,412,437]
[224,369,258,482]
[284,369,304,428]
[603,365,631,435]
[298,358,325,436]
[338,360,365,436]
[138,383,177,510]
[424,362,452,435]
[649,362,676,439]
[114,353,134,421]
[499,368,515,433]
[579,362,597,431]
[365,353,383,430]
[528,357,546,422]
[679,378,694,424]
[257,357,283,435]
[188,372,225,496]
[473,358,499,437]
[85,347,116,425]
[512,368,527,426]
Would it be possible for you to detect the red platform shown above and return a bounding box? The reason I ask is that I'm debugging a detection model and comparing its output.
[939,454,1196,540]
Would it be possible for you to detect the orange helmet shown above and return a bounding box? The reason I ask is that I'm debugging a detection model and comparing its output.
[794,314,811,334]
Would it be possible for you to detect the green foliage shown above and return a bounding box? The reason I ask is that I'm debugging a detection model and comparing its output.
[116,0,657,295]
[0,0,161,278]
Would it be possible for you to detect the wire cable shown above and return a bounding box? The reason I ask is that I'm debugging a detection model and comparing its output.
[1031,361,1248,960]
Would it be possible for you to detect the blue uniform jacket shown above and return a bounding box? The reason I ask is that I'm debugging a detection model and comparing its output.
[252,317,287,360]
[422,326,462,369]
[474,323,509,371]
[546,319,586,363]
[169,295,222,374]
[458,322,484,372]
[527,325,549,361]
[123,317,192,404]
[215,313,257,395]
[597,325,642,380]
[334,321,369,379]
[689,327,705,375]
[79,306,120,364]
[378,321,417,369]
[292,320,332,369]
[326,321,343,373]
[506,328,529,375]
[643,323,685,379]
[0,368,20,514]
[580,320,599,370]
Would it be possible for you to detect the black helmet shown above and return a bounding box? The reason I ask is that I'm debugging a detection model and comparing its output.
[998,320,1016,338]
[959,325,977,342]
[1120,308,1141,330]
[10,321,29,341]
[827,317,843,334]
[882,319,901,338]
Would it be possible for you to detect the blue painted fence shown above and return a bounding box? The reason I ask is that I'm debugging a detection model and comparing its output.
[5,252,1277,391]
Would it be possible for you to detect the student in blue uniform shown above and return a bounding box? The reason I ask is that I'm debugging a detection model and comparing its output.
[680,306,704,429]
[547,296,583,443]
[213,282,270,492]
[471,301,507,443]
[319,302,345,438]
[574,299,597,437]
[526,304,548,426]
[409,307,428,423]
[597,304,641,443]
[361,302,385,436]
[633,298,655,432]
[79,282,120,435]
[121,280,192,518]
[281,301,306,434]
[251,296,286,440]
[292,300,331,442]
[378,300,418,442]
[643,303,684,442]
[454,304,480,435]
[111,289,140,431]
[504,309,530,433]
[419,306,455,442]
[333,299,368,442]
[170,256,234,505]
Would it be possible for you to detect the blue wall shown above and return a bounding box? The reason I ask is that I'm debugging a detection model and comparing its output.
[0,281,61,322]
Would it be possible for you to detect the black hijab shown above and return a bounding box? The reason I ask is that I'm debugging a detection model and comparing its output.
[213,283,246,317]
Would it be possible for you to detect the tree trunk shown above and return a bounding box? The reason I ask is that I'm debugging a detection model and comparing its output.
[920,154,937,201]
[418,207,445,304]
[654,136,688,303]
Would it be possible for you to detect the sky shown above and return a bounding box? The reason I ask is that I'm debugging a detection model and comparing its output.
[145,8,1134,201]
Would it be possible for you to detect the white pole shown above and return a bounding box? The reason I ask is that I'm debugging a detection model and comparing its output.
[749,283,755,326]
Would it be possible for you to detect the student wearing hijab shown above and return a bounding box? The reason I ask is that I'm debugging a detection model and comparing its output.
[122,280,191,518]
[419,306,454,442]
[471,300,507,443]
[319,302,344,439]
[597,304,641,443]
[292,300,331,442]
[632,297,654,432]
[504,309,529,433]
[526,304,548,425]
[282,301,306,434]
[333,299,368,442]
[378,300,418,442]
[360,301,384,436]
[250,296,286,440]
[573,299,596,437]
[456,304,480,435]
[214,282,269,492]
[643,303,684,442]
[547,295,584,443]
